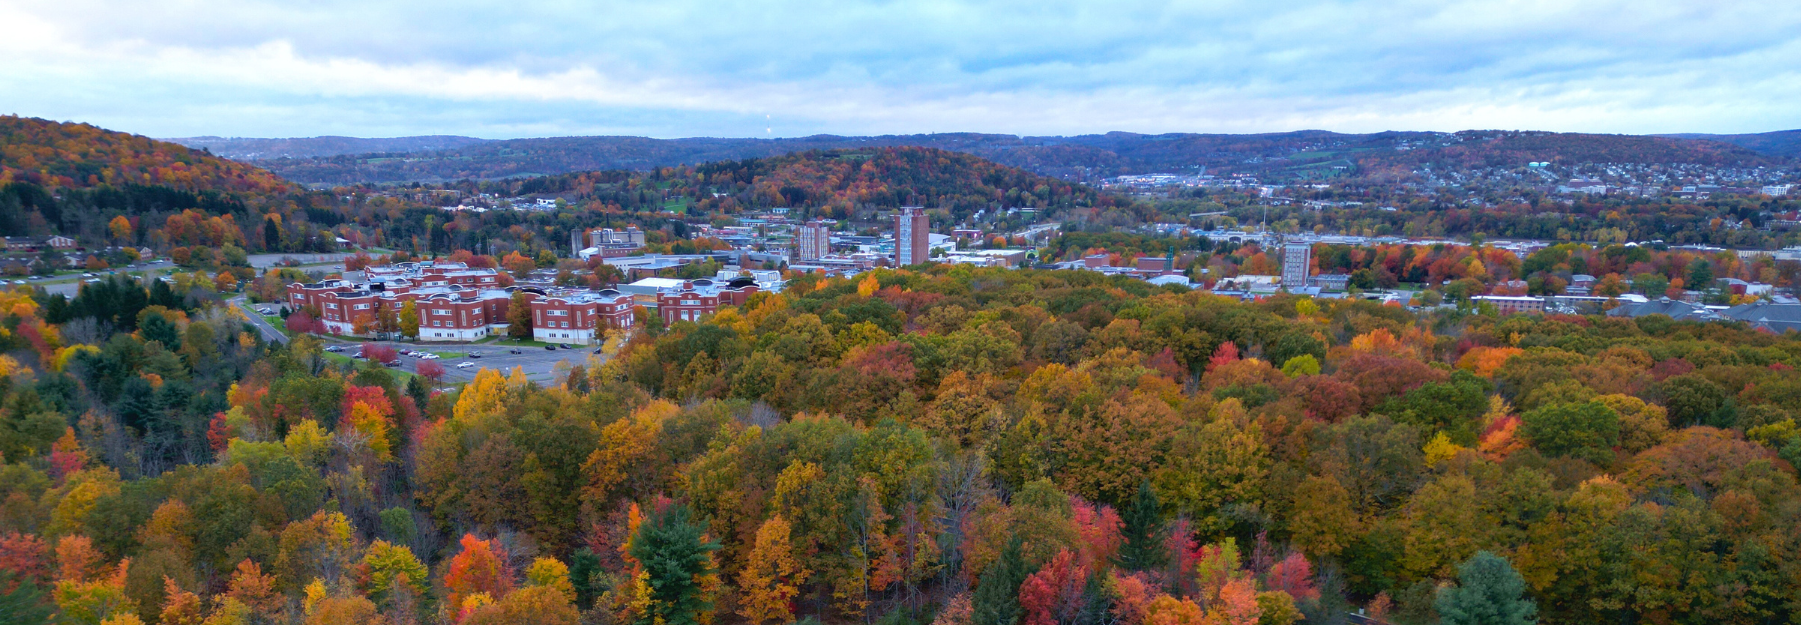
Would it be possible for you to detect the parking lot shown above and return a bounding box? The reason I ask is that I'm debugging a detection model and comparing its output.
[329,340,610,385]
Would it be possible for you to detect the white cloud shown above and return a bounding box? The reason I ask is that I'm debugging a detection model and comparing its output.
[1,0,1798,138]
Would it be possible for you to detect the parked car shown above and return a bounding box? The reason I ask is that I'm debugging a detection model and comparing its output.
[544,345,556,351]
[421,354,440,360]
[559,343,573,349]
[509,348,523,354]
[324,345,342,352]
[383,361,401,368]
[593,348,605,355]
[456,362,475,369]
[468,352,482,358]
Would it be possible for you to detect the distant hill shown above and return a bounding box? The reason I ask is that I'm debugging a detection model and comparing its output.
[165,135,490,159]
[1360,130,1772,169]
[1659,129,1801,159]
[501,146,1100,220]
[1,116,291,193]
[220,129,1792,185]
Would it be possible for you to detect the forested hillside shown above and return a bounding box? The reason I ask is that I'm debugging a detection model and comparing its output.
[216,129,1792,185]
[1661,129,1801,159]
[496,147,1103,220]
[2,116,290,193]
[3,265,1800,624]
[167,136,490,160]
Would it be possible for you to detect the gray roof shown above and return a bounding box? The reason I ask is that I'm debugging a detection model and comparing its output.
[1606,298,1720,322]
[1720,302,1801,333]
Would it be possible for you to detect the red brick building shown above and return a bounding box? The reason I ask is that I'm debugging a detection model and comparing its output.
[530,289,637,345]
[656,279,759,325]
[286,261,520,340]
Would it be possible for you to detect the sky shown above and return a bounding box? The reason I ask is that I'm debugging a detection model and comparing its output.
[2,0,1799,140]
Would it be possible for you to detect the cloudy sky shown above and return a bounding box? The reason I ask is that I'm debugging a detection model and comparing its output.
[2,0,1798,139]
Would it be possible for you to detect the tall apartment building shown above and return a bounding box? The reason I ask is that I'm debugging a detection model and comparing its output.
[1282,241,1312,291]
[797,221,830,260]
[894,207,929,266]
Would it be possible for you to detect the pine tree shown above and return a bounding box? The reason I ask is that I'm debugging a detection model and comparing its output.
[1434,552,1537,625]
[568,548,605,611]
[1117,481,1167,571]
[0,570,55,625]
[972,537,1029,625]
[629,503,721,625]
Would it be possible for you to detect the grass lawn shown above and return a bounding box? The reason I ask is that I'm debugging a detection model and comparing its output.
[321,351,421,382]
[486,337,558,348]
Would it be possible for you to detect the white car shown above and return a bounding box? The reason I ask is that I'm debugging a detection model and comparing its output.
[455,362,475,369]
[422,354,440,360]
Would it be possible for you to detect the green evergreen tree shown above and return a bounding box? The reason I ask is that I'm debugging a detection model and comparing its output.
[0,570,56,625]
[629,503,721,625]
[141,313,180,347]
[264,215,282,251]
[1686,258,1715,290]
[972,537,1029,625]
[1434,551,1537,625]
[1117,481,1167,571]
[405,375,430,414]
[569,547,606,610]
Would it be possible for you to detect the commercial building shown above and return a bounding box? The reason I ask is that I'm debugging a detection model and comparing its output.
[576,226,648,260]
[1282,242,1312,291]
[591,227,646,248]
[895,207,929,266]
[1472,295,1545,316]
[4,235,76,251]
[1310,273,1351,291]
[797,221,831,260]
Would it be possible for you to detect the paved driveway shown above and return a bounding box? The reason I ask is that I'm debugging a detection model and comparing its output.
[340,340,611,385]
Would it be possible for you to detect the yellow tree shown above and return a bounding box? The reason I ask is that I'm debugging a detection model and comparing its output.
[525,557,576,604]
[109,216,133,242]
[398,301,419,339]
[737,515,808,624]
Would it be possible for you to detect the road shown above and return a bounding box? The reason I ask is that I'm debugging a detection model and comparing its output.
[22,260,179,297]
[232,298,290,344]
[248,252,359,269]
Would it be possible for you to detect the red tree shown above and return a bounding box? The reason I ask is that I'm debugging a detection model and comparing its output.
[285,309,324,334]
[1264,552,1319,603]
[1019,550,1090,625]
[0,532,49,585]
[445,534,514,613]
[341,385,395,417]
[362,343,399,364]
[417,360,446,382]
[1207,341,1241,372]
